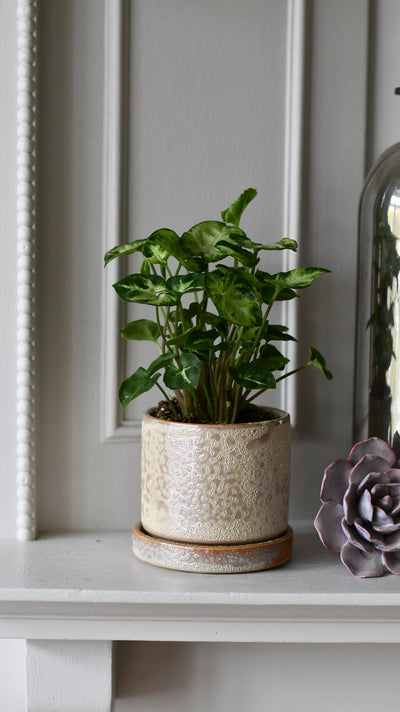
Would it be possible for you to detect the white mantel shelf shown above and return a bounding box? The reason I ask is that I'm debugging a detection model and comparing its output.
[1,524,400,644]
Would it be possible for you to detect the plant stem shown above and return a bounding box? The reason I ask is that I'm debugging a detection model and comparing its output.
[215,324,237,419]
[189,386,210,422]
[155,382,178,415]
[156,306,174,354]
[208,357,219,421]
[230,384,243,424]
[224,326,243,372]
[247,287,280,362]
[182,387,194,417]
[275,361,311,384]
[155,306,166,352]
[174,389,185,412]
[196,289,208,330]
[177,296,188,335]
[199,373,214,420]
[245,361,311,405]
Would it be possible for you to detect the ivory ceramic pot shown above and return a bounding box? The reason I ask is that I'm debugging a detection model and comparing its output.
[140,407,291,546]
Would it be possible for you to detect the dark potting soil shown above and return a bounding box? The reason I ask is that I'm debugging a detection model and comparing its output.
[150,400,272,424]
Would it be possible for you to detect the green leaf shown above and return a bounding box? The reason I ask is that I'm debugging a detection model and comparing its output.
[217,264,261,290]
[255,272,298,303]
[168,302,200,326]
[309,346,333,380]
[202,311,229,332]
[240,322,296,345]
[181,221,250,263]
[120,319,160,342]
[240,325,263,345]
[166,273,205,295]
[205,268,262,326]
[253,238,298,252]
[113,274,177,306]
[149,229,206,272]
[119,367,159,408]
[262,284,298,303]
[104,238,147,267]
[229,361,276,390]
[168,328,220,352]
[167,327,197,348]
[141,239,170,265]
[272,267,331,289]
[216,240,258,268]
[258,344,289,371]
[164,353,201,390]
[187,331,229,356]
[147,353,174,376]
[264,324,296,342]
[221,188,257,226]
[186,302,201,320]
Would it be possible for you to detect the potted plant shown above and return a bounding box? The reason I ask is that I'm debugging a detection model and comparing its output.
[105,188,332,573]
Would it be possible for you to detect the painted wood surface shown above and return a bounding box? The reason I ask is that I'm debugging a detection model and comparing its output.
[0,527,399,643]
[26,640,113,712]
[114,641,400,712]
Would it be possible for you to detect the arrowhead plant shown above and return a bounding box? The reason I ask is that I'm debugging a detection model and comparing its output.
[105,188,332,424]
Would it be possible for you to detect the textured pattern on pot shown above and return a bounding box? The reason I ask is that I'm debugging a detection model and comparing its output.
[141,408,290,544]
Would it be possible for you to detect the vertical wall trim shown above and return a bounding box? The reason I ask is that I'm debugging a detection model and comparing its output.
[101,0,124,442]
[15,0,38,541]
[101,0,140,442]
[281,0,307,419]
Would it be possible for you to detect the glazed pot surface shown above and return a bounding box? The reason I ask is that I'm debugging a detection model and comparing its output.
[141,407,290,545]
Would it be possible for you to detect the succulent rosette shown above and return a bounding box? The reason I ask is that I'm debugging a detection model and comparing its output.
[314,437,400,577]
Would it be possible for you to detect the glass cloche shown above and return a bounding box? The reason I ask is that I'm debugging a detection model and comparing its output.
[354,89,400,455]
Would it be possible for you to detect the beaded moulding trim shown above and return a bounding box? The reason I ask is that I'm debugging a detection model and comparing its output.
[16,0,38,541]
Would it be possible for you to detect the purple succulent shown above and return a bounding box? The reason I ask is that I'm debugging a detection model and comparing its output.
[314,437,400,577]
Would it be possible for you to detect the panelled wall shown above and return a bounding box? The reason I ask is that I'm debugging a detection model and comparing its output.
[25,0,373,534]
[2,1,400,710]
[8,0,400,536]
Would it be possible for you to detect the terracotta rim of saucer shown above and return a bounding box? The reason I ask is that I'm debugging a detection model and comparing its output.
[132,522,293,574]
